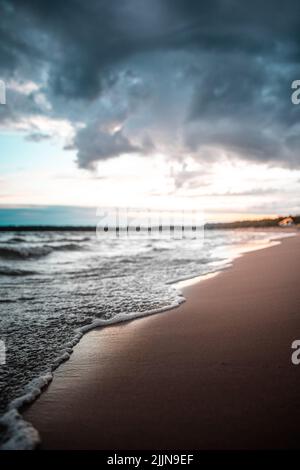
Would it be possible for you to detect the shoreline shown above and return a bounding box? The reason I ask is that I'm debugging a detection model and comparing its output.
[1,230,291,449]
[21,233,300,449]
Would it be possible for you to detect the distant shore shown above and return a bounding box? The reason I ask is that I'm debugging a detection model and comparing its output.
[23,234,300,449]
[0,219,299,232]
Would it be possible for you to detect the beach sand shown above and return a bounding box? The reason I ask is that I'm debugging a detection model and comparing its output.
[23,234,300,449]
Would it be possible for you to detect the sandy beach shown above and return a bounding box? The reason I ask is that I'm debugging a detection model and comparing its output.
[23,234,300,449]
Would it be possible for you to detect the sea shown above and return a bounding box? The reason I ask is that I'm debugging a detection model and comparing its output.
[0,228,294,449]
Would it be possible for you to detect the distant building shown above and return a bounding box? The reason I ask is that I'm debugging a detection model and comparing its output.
[278,217,294,227]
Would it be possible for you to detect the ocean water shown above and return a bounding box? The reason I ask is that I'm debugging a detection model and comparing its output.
[0,228,293,448]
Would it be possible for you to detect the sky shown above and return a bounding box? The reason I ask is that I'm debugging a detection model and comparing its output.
[0,0,300,223]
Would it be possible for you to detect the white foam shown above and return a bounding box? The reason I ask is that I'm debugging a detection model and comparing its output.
[0,409,40,450]
[0,374,54,450]
[79,292,185,332]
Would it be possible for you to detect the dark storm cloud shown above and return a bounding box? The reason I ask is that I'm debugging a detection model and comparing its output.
[4,0,300,96]
[74,123,141,169]
[0,85,49,128]
[0,0,300,168]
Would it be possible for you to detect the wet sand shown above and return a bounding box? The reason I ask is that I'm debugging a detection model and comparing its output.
[24,234,300,449]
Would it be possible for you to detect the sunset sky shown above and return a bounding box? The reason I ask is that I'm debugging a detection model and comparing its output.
[0,0,300,223]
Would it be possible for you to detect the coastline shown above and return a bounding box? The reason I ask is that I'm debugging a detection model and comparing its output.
[0,230,291,449]
[22,233,300,449]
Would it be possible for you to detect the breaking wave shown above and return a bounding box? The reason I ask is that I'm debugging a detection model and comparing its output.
[0,266,38,276]
[0,243,83,260]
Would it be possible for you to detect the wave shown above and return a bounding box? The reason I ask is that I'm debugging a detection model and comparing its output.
[0,243,82,260]
[152,246,172,252]
[0,246,52,260]
[0,266,38,276]
[45,243,82,252]
[55,237,91,243]
[0,237,27,243]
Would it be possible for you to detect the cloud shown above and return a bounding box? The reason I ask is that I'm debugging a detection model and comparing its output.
[0,0,300,169]
[25,132,51,142]
[74,121,140,169]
